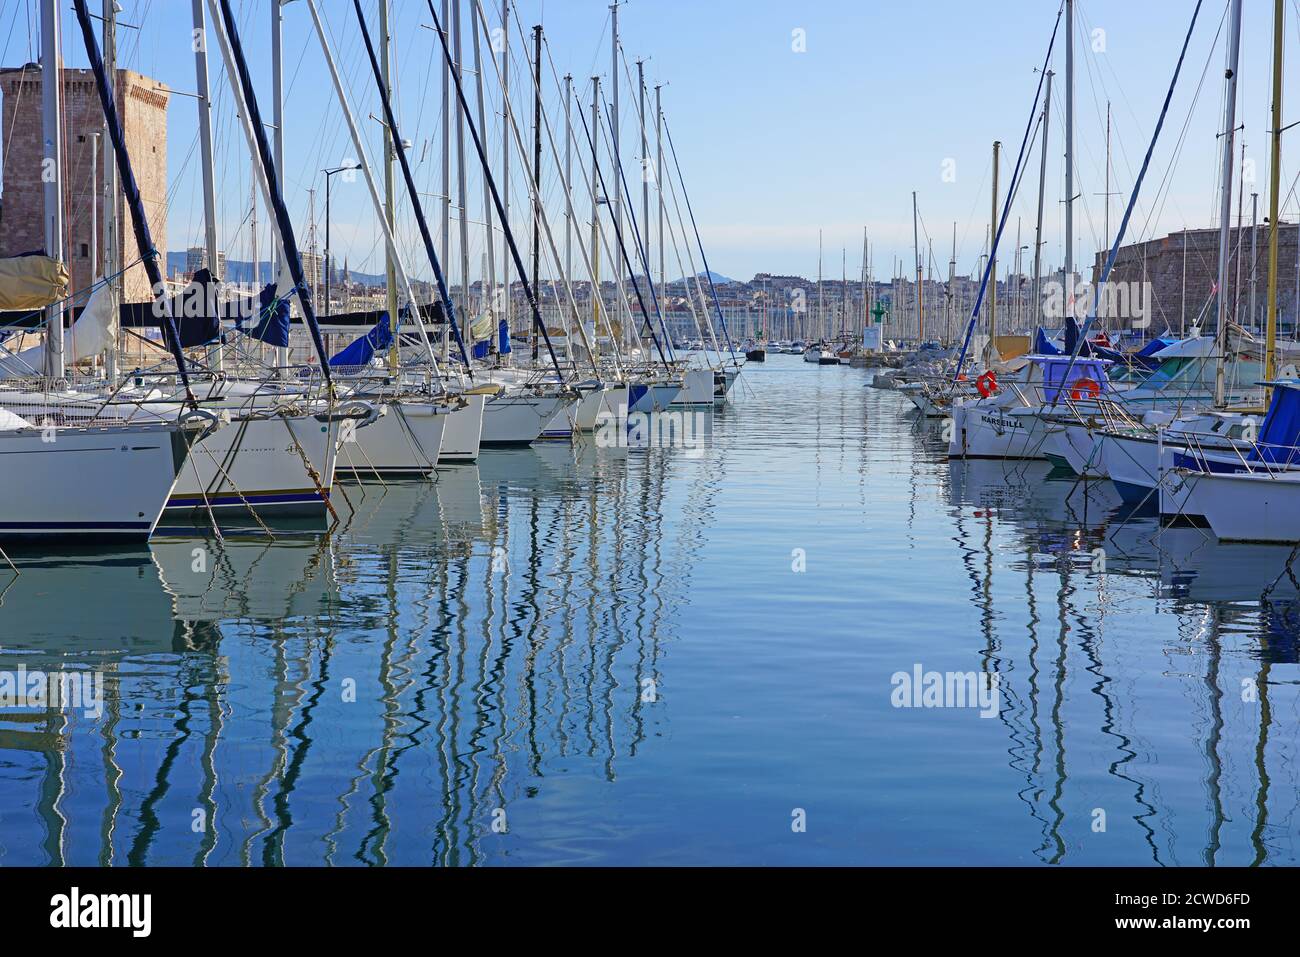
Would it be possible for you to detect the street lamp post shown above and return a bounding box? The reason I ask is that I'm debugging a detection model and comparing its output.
[322,163,360,317]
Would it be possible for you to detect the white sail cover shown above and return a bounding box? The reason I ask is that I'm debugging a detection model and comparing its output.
[0,407,34,431]
[0,280,118,378]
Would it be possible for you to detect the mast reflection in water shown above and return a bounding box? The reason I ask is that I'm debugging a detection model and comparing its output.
[0,358,1297,865]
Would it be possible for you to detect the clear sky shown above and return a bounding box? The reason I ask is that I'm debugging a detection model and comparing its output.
[1,0,1293,284]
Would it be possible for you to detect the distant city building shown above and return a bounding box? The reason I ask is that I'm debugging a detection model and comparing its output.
[185,245,226,280]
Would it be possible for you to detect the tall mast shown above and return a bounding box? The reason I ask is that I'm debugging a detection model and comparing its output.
[532,23,542,361]
[656,84,665,317]
[1264,0,1284,406]
[192,0,221,369]
[1214,0,1243,408]
[990,140,1000,346]
[948,222,957,346]
[102,0,118,379]
[912,191,922,343]
[638,59,649,298]
[456,0,471,361]
[611,2,623,353]
[382,0,399,334]
[470,4,497,344]
[591,77,602,345]
[271,0,283,284]
[564,73,574,347]
[438,0,450,360]
[41,0,64,379]
[500,0,511,351]
[1033,70,1053,330]
[1064,0,1074,290]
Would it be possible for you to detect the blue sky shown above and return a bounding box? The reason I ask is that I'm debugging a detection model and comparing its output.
[2,0,1293,283]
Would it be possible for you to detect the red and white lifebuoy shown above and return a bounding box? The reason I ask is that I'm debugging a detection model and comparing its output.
[976,370,998,397]
[1070,377,1101,401]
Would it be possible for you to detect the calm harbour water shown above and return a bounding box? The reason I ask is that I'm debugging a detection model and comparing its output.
[1,353,1297,866]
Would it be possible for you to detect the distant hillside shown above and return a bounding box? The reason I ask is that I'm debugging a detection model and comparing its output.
[671,270,735,285]
[167,252,385,286]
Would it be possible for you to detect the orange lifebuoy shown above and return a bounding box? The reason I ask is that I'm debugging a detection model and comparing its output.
[1070,377,1101,401]
[976,370,998,397]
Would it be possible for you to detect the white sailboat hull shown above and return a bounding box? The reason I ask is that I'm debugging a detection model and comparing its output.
[482,392,575,446]
[671,369,716,409]
[439,392,486,463]
[1190,470,1300,542]
[337,399,447,476]
[165,412,338,519]
[0,423,184,541]
[948,402,1048,460]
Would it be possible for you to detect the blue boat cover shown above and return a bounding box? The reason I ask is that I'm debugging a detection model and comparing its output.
[498,318,512,355]
[329,311,392,367]
[1250,383,1300,465]
[1033,327,1061,355]
[236,282,291,348]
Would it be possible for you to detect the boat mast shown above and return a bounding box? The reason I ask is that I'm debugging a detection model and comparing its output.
[41,0,64,379]
[1264,0,1284,406]
[470,5,497,351]
[1214,0,1243,408]
[948,222,956,346]
[192,0,221,370]
[990,140,1000,349]
[456,1,471,364]
[591,77,602,348]
[102,0,118,380]
[531,23,542,362]
[656,83,665,329]
[271,0,288,371]
[638,59,650,308]
[1064,0,1074,301]
[912,191,922,344]
[441,0,452,361]
[501,0,511,357]
[1033,70,1052,331]
[564,72,574,350]
[611,1,624,354]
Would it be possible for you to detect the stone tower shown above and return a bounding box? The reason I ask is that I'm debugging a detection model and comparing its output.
[0,64,168,304]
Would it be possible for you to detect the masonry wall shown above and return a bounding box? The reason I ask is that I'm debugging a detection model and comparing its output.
[1092,226,1300,336]
[0,66,168,304]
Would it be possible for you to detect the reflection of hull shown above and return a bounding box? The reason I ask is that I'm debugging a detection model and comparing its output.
[947,459,1122,531]
[1106,520,1300,602]
[0,423,184,541]
[0,547,177,655]
[338,400,447,476]
[151,535,337,622]
[166,413,337,520]
[440,393,486,463]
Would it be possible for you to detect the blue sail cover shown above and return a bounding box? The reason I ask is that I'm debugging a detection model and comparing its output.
[1250,383,1300,465]
[329,311,392,368]
[1063,316,1093,357]
[498,318,512,355]
[236,282,291,348]
[1033,327,1060,355]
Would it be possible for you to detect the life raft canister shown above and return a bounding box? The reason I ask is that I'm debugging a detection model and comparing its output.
[1070,377,1101,401]
[976,370,998,397]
